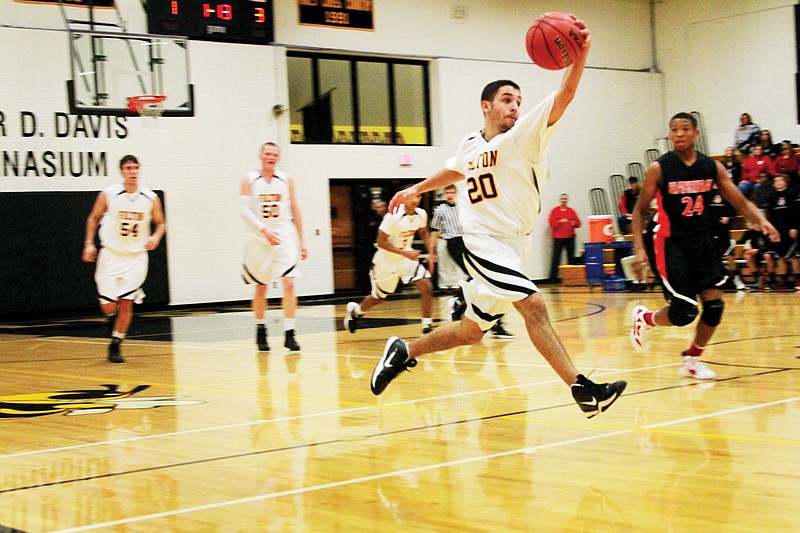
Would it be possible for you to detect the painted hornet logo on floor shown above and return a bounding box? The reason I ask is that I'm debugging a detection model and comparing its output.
[0,384,203,419]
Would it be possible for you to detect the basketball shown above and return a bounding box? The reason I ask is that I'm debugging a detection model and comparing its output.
[525,12,585,70]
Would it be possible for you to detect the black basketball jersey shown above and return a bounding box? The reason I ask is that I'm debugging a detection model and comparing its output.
[654,151,718,238]
[767,187,798,233]
[707,188,734,227]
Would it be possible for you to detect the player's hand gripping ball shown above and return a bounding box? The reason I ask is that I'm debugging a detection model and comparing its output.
[525,12,585,70]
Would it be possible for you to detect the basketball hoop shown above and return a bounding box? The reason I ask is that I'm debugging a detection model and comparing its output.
[127,95,166,118]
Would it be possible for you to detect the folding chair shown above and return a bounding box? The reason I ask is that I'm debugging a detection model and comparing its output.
[644,148,660,166]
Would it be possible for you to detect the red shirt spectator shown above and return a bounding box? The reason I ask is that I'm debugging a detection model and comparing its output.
[549,195,582,238]
[773,142,799,179]
[741,145,775,184]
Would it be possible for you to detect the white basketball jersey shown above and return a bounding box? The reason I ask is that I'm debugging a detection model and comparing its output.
[244,170,296,243]
[98,184,156,254]
[447,91,558,238]
[374,207,427,264]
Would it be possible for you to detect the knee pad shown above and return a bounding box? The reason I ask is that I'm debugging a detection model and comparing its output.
[668,299,699,327]
[700,298,724,327]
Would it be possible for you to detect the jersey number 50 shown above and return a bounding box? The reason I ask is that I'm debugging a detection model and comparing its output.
[467,173,498,204]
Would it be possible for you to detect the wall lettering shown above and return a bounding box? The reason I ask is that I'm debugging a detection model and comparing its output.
[1,110,128,178]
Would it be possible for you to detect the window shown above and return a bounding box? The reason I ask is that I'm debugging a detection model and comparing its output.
[287,52,430,145]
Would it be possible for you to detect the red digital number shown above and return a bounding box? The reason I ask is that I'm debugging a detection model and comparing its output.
[203,3,233,20]
[171,0,178,15]
[254,7,265,23]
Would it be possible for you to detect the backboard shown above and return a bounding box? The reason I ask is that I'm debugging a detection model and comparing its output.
[67,30,194,117]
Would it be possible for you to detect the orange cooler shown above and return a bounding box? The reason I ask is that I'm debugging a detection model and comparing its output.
[588,215,613,243]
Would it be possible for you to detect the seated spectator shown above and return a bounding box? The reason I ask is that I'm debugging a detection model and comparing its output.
[756,129,780,159]
[720,146,742,185]
[708,185,746,290]
[734,112,760,154]
[741,226,772,289]
[773,142,799,183]
[753,172,774,213]
[763,174,799,289]
[617,176,639,234]
[739,145,774,197]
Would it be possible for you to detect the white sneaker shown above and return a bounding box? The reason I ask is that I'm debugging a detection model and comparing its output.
[679,355,717,380]
[630,305,651,352]
[733,276,746,291]
[344,302,360,334]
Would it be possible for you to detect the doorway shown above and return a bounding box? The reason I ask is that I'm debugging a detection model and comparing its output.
[329,179,434,293]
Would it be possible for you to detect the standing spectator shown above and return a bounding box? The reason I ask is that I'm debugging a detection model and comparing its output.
[368,19,628,419]
[367,199,388,245]
[82,155,166,363]
[720,146,742,185]
[344,191,435,335]
[734,112,760,154]
[630,113,777,380]
[240,142,307,353]
[428,184,466,291]
[548,193,582,283]
[773,142,799,183]
[739,145,775,197]
[617,176,640,234]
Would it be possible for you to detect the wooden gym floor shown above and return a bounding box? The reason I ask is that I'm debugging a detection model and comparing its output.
[1,287,798,532]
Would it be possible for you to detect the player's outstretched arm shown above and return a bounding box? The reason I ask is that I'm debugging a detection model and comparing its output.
[548,16,591,127]
[387,169,463,213]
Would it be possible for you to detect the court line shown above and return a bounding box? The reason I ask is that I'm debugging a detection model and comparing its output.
[48,395,800,532]
[0,364,662,461]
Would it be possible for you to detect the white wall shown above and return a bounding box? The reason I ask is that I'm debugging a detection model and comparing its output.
[2,0,797,306]
[655,0,799,152]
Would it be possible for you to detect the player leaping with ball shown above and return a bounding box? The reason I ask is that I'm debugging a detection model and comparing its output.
[370,14,627,418]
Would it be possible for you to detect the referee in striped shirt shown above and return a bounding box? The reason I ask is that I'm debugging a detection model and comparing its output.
[429,185,514,339]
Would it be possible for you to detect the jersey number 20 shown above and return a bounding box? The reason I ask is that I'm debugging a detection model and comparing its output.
[467,173,498,204]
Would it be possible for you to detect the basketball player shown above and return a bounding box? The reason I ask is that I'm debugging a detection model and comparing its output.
[630,113,778,379]
[240,142,307,352]
[82,155,165,363]
[344,191,435,335]
[369,18,628,419]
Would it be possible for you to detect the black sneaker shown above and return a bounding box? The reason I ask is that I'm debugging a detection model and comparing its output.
[371,336,418,395]
[284,329,300,351]
[344,302,360,334]
[570,374,627,418]
[108,338,124,363]
[421,325,433,334]
[256,324,269,352]
[490,320,514,339]
[448,297,467,322]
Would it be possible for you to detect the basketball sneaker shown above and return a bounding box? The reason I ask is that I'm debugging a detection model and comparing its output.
[570,374,627,418]
[371,336,418,395]
[256,324,269,352]
[447,296,466,322]
[108,338,124,364]
[284,330,300,352]
[421,325,433,335]
[679,353,717,380]
[630,305,651,352]
[490,320,514,339]
[344,302,361,334]
[733,275,747,291]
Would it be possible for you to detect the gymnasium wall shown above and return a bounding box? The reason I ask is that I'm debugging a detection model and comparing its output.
[654,0,799,152]
[1,0,795,314]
